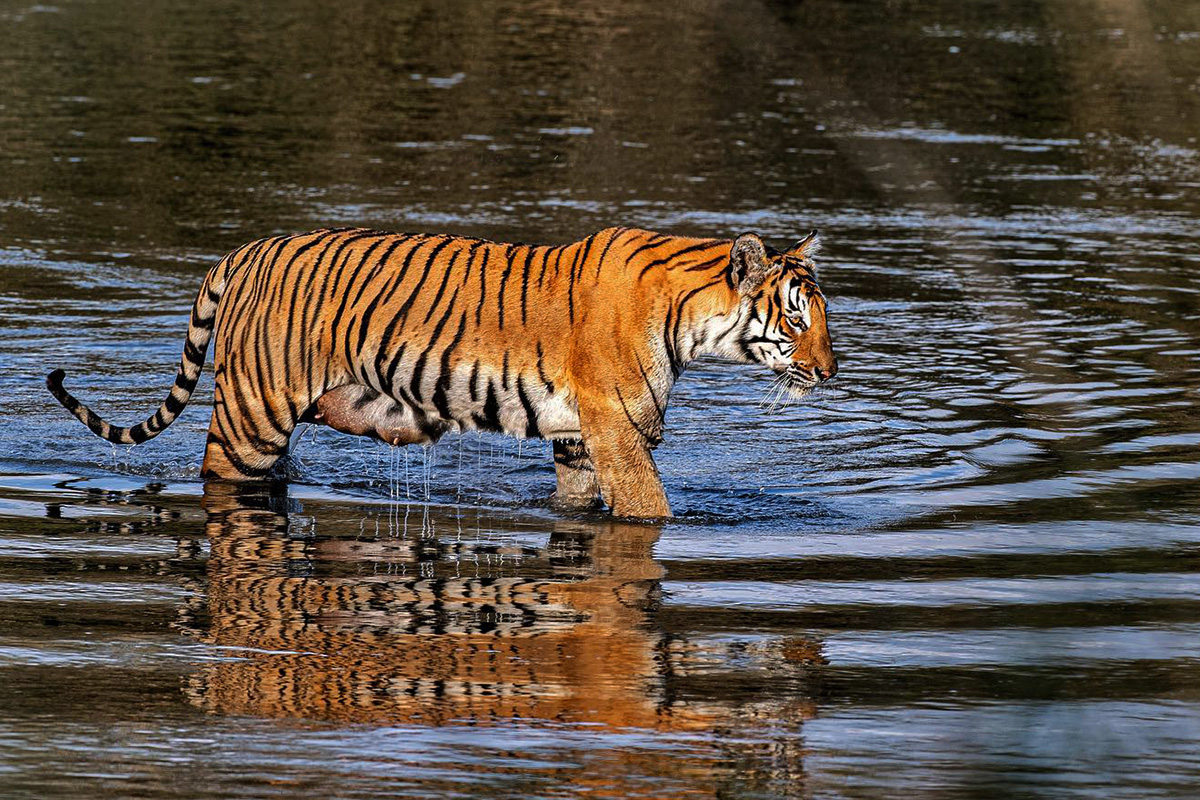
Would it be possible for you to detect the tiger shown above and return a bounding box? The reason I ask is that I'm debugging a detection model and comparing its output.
[47,226,837,518]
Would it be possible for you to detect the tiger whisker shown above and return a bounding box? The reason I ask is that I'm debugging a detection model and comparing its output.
[757,374,788,408]
[758,376,787,410]
[769,378,792,412]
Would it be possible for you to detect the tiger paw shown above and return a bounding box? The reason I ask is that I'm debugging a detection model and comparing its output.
[548,491,604,511]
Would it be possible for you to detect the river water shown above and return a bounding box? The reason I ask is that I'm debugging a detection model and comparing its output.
[2,1,1199,797]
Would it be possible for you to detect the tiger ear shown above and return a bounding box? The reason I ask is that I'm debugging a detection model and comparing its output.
[786,230,821,259]
[730,233,771,294]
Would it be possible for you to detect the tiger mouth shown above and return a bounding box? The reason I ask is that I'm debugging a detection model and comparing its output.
[781,366,818,387]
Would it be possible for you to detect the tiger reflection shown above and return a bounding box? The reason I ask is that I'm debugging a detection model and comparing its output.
[177,484,750,730]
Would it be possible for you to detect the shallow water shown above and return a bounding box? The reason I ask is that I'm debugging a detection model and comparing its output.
[2,0,1200,797]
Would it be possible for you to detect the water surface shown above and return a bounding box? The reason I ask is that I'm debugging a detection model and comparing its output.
[2,0,1199,797]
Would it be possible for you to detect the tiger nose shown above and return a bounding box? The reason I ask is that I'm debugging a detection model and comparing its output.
[815,361,838,382]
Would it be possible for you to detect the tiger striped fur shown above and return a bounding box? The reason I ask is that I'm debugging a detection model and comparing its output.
[47,226,836,517]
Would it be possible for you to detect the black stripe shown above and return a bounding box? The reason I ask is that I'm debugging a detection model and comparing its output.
[553,440,592,469]
[501,351,510,391]
[372,237,455,384]
[358,236,438,367]
[634,350,665,420]
[333,236,409,372]
[431,311,469,419]
[164,393,186,416]
[190,306,214,329]
[382,343,410,401]
[638,241,718,279]
[411,285,462,406]
[614,384,655,441]
[481,379,502,431]
[174,371,198,393]
[574,232,596,285]
[624,233,672,265]
[747,293,764,323]
[552,246,565,281]
[82,407,103,435]
[475,245,491,326]
[566,241,586,325]
[518,246,536,325]
[661,303,678,371]
[459,239,486,287]
[537,245,559,289]
[737,330,756,360]
[408,352,428,404]
[535,342,554,393]
[671,277,725,362]
[251,434,287,456]
[468,360,481,402]
[183,339,204,365]
[711,314,742,347]
[594,227,628,282]
[417,415,447,442]
[515,374,541,438]
[210,379,240,443]
[421,247,462,325]
[61,391,81,413]
[496,244,517,330]
[683,254,726,272]
[279,391,298,432]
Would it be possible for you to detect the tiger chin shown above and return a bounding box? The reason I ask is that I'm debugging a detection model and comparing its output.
[46,226,837,519]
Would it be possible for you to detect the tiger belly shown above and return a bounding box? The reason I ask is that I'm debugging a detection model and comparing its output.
[312,373,582,445]
[312,385,447,445]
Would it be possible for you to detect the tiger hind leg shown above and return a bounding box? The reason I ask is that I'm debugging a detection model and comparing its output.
[550,439,602,510]
[305,384,446,446]
[201,377,295,480]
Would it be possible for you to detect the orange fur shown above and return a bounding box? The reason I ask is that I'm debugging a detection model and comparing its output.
[48,227,837,517]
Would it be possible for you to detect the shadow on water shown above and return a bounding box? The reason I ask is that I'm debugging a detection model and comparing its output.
[183,483,772,732]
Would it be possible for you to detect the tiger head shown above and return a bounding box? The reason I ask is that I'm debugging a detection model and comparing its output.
[719,231,837,395]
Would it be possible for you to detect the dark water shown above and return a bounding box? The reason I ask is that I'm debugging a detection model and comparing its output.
[2,0,1200,797]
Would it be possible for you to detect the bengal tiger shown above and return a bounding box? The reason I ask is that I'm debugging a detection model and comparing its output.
[47,227,837,517]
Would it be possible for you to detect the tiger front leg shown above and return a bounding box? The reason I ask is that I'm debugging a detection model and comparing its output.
[550,439,602,510]
[578,403,671,519]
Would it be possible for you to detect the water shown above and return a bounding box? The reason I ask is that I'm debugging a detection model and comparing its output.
[2,0,1200,796]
